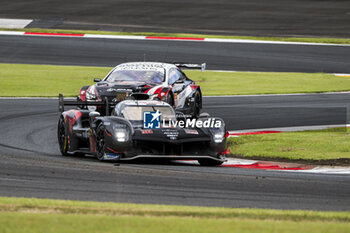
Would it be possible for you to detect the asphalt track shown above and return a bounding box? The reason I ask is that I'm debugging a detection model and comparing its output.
[1,35,350,72]
[0,95,349,211]
[1,0,350,37]
[0,34,350,210]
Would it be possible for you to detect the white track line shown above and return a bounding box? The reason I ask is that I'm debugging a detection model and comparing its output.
[0,19,33,29]
[84,34,146,40]
[293,167,350,174]
[204,38,350,46]
[334,73,350,77]
[0,31,25,36]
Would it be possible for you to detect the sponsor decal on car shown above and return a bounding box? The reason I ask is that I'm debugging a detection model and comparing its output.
[143,110,161,129]
[162,129,179,140]
[141,129,153,134]
[143,111,222,129]
[163,118,222,128]
[184,129,199,135]
[103,153,120,160]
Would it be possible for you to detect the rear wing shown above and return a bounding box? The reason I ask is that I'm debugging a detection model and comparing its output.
[174,63,206,72]
[58,94,112,115]
[58,93,150,115]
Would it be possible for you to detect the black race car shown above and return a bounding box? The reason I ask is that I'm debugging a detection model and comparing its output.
[78,62,205,118]
[58,94,228,166]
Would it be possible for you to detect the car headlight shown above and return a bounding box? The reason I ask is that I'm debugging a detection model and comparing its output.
[207,118,225,143]
[115,131,127,142]
[213,133,224,143]
[113,123,130,142]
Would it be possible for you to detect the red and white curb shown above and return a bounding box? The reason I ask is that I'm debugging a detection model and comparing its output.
[175,158,350,174]
[0,30,349,47]
[212,125,350,174]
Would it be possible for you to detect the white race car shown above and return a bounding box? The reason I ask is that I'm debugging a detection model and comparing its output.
[77,62,205,118]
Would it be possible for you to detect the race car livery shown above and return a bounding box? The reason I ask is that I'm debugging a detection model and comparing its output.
[78,62,205,118]
[58,94,228,166]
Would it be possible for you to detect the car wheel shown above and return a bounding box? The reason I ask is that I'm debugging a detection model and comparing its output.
[95,124,106,161]
[198,159,224,166]
[57,116,69,156]
[192,90,201,119]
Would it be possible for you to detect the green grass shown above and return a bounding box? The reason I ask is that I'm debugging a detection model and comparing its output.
[0,197,349,233]
[1,63,350,97]
[0,63,107,97]
[229,128,350,161]
[2,27,350,44]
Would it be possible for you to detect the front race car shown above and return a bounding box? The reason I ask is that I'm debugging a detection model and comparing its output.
[92,99,228,166]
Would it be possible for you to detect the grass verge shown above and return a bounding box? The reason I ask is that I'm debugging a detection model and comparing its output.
[229,128,350,162]
[1,27,350,44]
[0,197,349,233]
[1,63,350,97]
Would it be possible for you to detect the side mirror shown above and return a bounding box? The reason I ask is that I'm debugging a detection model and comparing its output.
[89,111,100,128]
[94,78,102,82]
[89,111,100,118]
[174,79,184,84]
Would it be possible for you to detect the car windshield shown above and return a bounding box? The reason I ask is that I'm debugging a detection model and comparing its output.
[121,105,176,126]
[106,69,164,84]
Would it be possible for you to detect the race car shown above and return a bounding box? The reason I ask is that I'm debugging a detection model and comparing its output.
[58,93,228,166]
[78,62,205,118]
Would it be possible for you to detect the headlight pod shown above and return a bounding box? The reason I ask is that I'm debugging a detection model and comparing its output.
[213,133,225,143]
[113,124,130,142]
[115,130,127,142]
[207,118,225,143]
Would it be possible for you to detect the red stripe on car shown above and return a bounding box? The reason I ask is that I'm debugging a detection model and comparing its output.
[105,129,112,137]
[107,147,121,154]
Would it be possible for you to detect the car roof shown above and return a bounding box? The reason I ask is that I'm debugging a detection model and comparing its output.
[114,62,177,71]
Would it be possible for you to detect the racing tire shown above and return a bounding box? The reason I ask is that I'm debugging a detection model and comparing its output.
[57,116,69,156]
[95,124,106,161]
[165,92,174,107]
[192,90,201,119]
[198,159,224,166]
